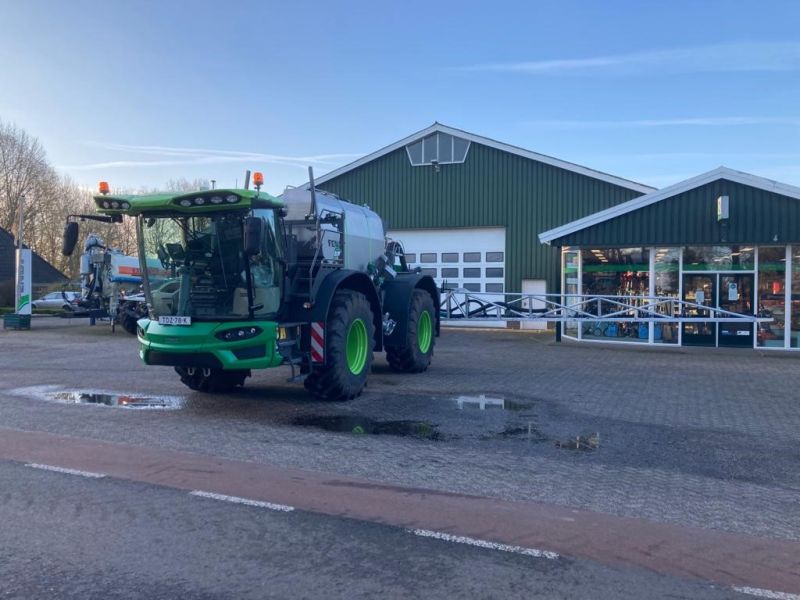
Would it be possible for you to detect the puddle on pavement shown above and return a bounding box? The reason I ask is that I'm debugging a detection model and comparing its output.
[47,391,185,410]
[291,414,444,440]
[454,394,532,412]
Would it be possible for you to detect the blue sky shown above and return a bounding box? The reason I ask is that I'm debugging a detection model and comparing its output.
[2,0,799,194]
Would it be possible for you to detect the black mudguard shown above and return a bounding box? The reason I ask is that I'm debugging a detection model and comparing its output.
[381,273,440,348]
[284,270,384,353]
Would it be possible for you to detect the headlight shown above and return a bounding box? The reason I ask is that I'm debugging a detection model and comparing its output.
[215,326,262,342]
[225,194,238,203]
[194,197,205,205]
[179,199,192,207]
[210,196,223,204]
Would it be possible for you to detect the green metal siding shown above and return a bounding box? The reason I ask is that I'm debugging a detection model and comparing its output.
[552,179,800,248]
[318,143,643,293]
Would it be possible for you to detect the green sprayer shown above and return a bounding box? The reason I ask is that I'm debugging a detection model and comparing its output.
[63,170,439,400]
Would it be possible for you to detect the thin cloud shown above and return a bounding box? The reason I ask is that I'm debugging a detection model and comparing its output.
[524,116,800,129]
[463,42,800,75]
[59,142,363,171]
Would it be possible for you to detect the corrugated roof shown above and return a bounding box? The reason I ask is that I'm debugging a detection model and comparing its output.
[538,166,800,244]
[308,122,655,194]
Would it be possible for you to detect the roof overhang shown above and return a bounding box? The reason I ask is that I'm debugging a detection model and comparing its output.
[538,166,800,245]
[306,122,655,194]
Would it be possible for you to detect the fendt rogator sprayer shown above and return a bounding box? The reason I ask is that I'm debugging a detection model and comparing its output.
[63,171,439,400]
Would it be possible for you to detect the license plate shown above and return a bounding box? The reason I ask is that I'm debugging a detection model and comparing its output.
[158,316,191,326]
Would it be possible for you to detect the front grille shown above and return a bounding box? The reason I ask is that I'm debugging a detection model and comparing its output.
[233,345,267,360]
[147,351,222,368]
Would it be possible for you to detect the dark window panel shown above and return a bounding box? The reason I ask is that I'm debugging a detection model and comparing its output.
[463,252,481,262]
[441,268,459,278]
[420,253,437,263]
[453,137,470,162]
[486,283,504,293]
[463,268,481,278]
[404,253,416,263]
[486,252,504,262]
[486,267,504,278]
[442,252,459,263]
[420,268,437,277]
[406,141,423,165]
[463,283,481,292]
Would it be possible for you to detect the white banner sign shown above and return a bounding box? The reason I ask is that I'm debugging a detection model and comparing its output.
[15,248,32,315]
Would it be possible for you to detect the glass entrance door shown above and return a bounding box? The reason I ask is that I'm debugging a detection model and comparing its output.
[682,274,716,346]
[718,274,754,347]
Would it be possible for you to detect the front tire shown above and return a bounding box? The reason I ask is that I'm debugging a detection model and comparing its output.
[386,289,435,373]
[304,289,375,401]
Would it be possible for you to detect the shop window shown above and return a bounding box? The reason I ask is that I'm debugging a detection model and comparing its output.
[792,247,800,348]
[683,246,754,271]
[420,253,437,263]
[442,252,459,263]
[486,283,504,293]
[463,268,481,278]
[758,246,787,348]
[463,283,481,292]
[463,252,481,262]
[654,248,680,344]
[562,250,580,338]
[486,267,504,278]
[441,267,459,278]
[486,252,504,262]
[581,248,650,343]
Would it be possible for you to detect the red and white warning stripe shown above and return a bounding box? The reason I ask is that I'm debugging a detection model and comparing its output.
[310,322,325,363]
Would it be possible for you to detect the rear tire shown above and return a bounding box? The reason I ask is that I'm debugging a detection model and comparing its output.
[120,313,138,335]
[386,289,435,373]
[174,367,250,393]
[304,289,375,401]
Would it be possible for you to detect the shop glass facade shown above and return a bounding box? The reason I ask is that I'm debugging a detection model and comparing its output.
[562,245,800,349]
[580,248,649,343]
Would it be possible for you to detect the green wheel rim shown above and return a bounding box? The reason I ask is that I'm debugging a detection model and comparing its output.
[417,310,433,354]
[346,318,369,375]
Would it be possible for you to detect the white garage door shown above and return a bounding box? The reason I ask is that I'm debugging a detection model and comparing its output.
[387,227,506,328]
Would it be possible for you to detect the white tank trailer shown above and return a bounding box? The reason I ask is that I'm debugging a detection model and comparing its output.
[76,233,148,334]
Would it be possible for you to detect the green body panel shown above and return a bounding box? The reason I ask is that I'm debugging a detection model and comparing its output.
[94,189,284,217]
[549,179,800,247]
[318,143,645,294]
[137,319,283,370]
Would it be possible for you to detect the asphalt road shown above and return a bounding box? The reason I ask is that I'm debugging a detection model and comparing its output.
[1,318,799,598]
[0,461,748,600]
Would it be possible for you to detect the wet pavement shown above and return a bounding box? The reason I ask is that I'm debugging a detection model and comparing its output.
[1,319,800,545]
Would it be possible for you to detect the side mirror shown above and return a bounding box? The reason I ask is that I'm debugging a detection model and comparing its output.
[243,216,263,256]
[62,222,79,256]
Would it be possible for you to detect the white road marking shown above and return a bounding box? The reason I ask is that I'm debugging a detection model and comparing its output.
[732,587,800,600]
[25,463,106,479]
[409,528,559,560]
[189,490,294,512]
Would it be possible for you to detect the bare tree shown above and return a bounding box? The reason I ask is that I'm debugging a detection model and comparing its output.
[0,119,51,235]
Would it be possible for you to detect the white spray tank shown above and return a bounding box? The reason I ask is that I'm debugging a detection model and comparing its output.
[280,187,386,272]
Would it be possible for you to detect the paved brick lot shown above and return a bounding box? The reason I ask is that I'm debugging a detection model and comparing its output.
[1,317,799,542]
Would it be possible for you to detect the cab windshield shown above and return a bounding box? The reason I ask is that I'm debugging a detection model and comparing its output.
[137,211,282,320]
